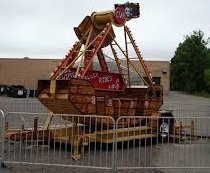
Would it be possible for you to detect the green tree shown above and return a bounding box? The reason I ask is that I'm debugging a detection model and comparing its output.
[170,30,210,93]
[204,68,210,93]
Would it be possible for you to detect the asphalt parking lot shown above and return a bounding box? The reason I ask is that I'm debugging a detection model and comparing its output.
[0,91,210,173]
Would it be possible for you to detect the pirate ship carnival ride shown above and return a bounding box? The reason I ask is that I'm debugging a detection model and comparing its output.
[37,2,163,127]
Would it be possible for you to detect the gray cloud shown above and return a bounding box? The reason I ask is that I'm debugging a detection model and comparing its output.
[0,0,209,60]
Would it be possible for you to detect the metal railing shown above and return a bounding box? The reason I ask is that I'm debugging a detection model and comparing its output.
[1,111,210,172]
[0,110,5,171]
[115,116,210,170]
[2,112,116,170]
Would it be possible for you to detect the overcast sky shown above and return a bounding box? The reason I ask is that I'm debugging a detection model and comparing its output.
[0,0,209,61]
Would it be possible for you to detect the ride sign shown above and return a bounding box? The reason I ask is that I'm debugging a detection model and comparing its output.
[160,121,169,137]
[114,2,140,22]
[59,68,124,91]
[114,7,126,25]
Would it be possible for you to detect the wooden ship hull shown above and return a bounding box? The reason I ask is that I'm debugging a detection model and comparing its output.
[37,78,163,127]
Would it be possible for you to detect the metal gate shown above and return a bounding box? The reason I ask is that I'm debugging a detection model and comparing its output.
[0,110,5,171]
[1,111,210,172]
[115,116,210,170]
[1,112,116,170]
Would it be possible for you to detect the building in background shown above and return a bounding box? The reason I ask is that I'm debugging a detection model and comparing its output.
[0,58,170,94]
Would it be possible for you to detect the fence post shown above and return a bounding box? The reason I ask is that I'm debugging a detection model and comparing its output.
[112,121,116,173]
[0,110,6,169]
